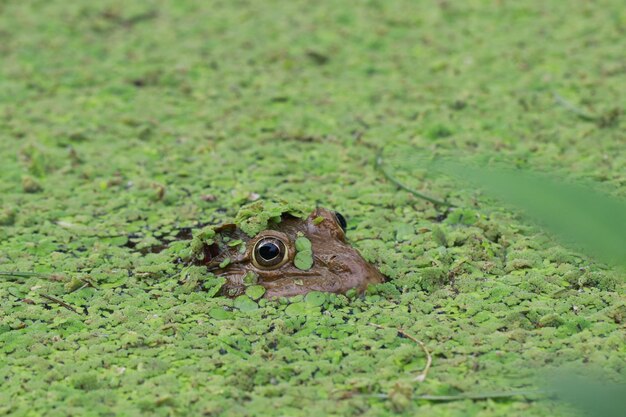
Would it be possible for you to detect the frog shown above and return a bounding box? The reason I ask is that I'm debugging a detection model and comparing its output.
[190,206,385,298]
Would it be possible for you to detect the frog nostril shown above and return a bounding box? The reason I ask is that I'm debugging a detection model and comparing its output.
[317,254,337,266]
[321,254,351,274]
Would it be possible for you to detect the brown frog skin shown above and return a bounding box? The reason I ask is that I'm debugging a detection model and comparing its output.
[195,208,384,298]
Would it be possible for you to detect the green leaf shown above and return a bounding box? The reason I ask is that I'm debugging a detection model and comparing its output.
[64,277,84,293]
[445,209,478,225]
[204,276,226,297]
[294,234,314,270]
[99,277,126,289]
[209,308,233,320]
[295,236,312,252]
[100,235,129,246]
[242,271,258,285]
[233,295,258,312]
[234,200,312,237]
[284,302,306,316]
[245,285,266,300]
[304,291,326,307]
[294,250,313,270]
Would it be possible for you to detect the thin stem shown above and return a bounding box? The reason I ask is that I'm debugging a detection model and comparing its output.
[368,323,433,383]
[375,150,454,207]
[553,92,597,122]
[366,389,545,402]
[414,390,545,401]
[0,271,47,278]
[40,294,82,315]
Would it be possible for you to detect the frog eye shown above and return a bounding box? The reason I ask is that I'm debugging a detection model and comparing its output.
[333,211,347,232]
[252,237,289,269]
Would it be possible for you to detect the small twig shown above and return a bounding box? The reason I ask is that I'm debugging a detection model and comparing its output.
[366,389,545,402]
[7,288,23,299]
[1,271,47,279]
[368,323,433,383]
[553,92,597,122]
[413,389,545,401]
[375,150,454,207]
[0,271,65,282]
[40,294,82,315]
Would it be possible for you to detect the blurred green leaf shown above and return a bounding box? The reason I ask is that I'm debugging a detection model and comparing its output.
[545,370,626,417]
[387,149,626,269]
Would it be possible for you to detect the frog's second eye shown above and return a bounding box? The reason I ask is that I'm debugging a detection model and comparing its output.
[252,237,288,269]
[334,211,347,232]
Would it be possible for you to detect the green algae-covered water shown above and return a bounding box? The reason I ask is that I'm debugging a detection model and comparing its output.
[1,1,624,416]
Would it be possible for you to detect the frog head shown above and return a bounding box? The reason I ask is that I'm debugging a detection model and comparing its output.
[192,206,384,298]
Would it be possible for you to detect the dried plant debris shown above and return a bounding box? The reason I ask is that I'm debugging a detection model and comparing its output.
[0,1,624,416]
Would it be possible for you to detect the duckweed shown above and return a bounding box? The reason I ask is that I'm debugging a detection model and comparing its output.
[0,1,624,416]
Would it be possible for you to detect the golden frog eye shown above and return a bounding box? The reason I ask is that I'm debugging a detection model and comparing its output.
[252,237,288,269]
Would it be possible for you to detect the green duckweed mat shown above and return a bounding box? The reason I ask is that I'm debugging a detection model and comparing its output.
[1,1,624,416]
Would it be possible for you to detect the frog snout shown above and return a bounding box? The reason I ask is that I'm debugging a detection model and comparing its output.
[320,254,352,274]
[318,250,370,275]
